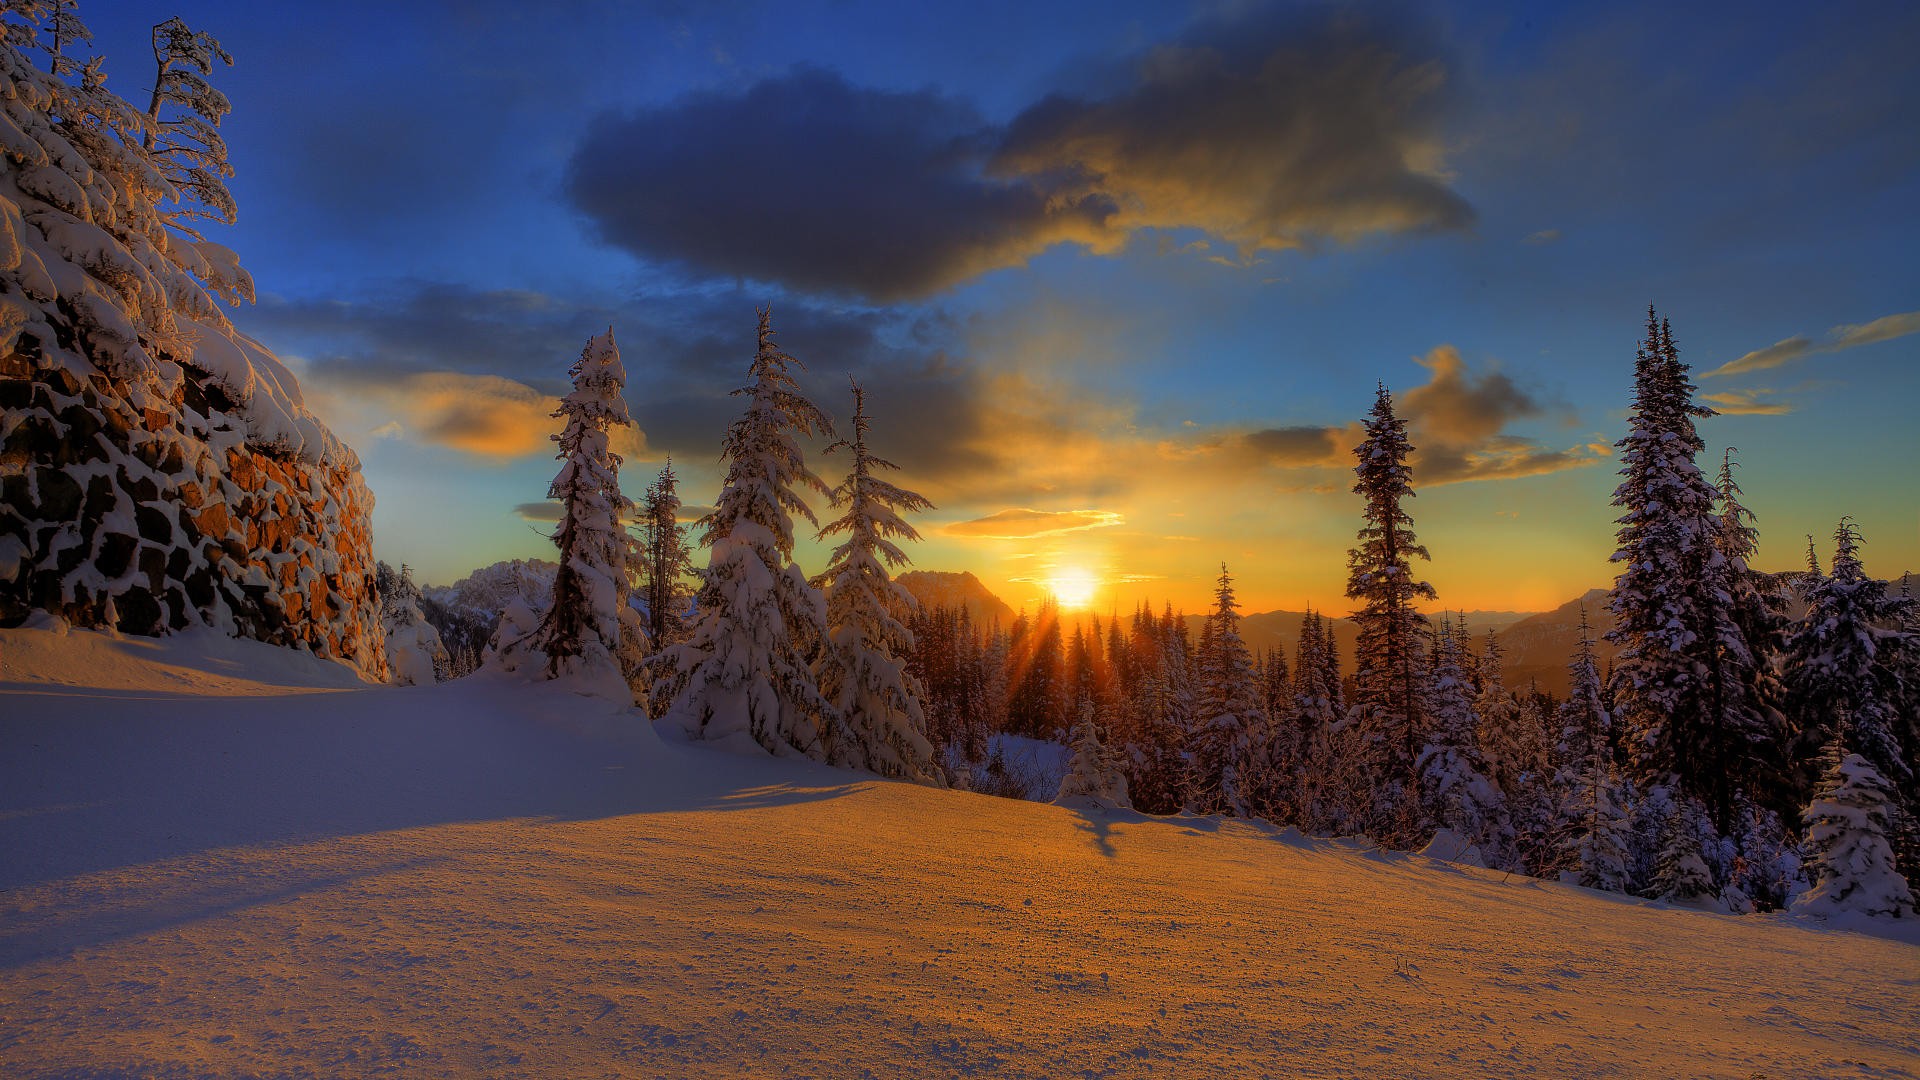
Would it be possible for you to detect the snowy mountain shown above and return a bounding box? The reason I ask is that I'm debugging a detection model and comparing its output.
[418,558,559,667]
[3,622,1915,1078]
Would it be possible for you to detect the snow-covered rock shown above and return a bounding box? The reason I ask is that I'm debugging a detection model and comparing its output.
[0,20,384,678]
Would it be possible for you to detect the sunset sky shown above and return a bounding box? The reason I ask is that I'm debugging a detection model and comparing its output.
[89,0,1920,614]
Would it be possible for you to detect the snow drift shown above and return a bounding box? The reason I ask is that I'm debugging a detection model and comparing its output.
[2,624,1916,1079]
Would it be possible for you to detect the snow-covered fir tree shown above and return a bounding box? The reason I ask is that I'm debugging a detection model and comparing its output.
[374,562,450,687]
[1794,744,1915,920]
[1418,615,1508,860]
[1056,705,1132,810]
[530,329,640,683]
[1649,794,1716,904]
[1606,309,1766,847]
[1345,384,1436,843]
[656,309,835,757]
[638,457,694,655]
[811,380,944,786]
[1187,565,1268,817]
[1554,607,1630,891]
[1784,520,1913,794]
[143,17,236,239]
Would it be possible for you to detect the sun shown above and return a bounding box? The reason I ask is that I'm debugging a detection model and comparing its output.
[1046,567,1100,611]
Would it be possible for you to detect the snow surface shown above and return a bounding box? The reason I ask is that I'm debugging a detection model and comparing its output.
[3,625,1918,1079]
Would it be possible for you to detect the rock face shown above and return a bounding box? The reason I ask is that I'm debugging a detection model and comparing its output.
[0,28,386,680]
[0,350,387,679]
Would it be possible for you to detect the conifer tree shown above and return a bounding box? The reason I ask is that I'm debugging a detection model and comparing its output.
[1555,607,1630,890]
[1606,309,1758,838]
[812,380,943,786]
[1419,615,1507,859]
[638,457,695,654]
[1346,384,1436,841]
[1650,796,1716,904]
[143,17,238,243]
[1056,704,1132,810]
[1794,743,1916,919]
[657,309,835,756]
[1189,564,1266,816]
[535,329,639,682]
[1784,520,1913,791]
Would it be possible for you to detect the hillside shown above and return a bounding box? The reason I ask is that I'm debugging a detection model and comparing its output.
[896,569,1017,627]
[3,623,1916,1079]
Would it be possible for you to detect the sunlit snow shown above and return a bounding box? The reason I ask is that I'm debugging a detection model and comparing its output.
[2,625,1916,1078]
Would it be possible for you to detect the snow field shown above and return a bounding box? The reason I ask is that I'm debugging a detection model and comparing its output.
[2,626,1917,1079]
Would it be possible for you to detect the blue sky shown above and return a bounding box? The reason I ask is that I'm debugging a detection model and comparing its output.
[87,0,1920,612]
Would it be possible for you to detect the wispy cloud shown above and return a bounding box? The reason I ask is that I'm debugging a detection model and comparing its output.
[1707,310,1920,377]
[1522,229,1560,245]
[944,508,1126,539]
[1701,388,1794,415]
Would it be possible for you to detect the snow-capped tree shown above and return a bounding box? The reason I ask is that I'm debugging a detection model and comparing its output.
[1794,746,1915,920]
[1650,795,1715,904]
[1554,607,1630,890]
[1784,520,1913,793]
[812,379,943,786]
[35,0,88,76]
[638,457,694,653]
[1346,384,1436,842]
[1188,564,1266,816]
[375,561,449,687]
[531,329,640,683]
[1056,705,1132,810]
[142,17,234,231]
[1606,309,1766,840]
[1418,614,1508,859]
[656,309,835,757]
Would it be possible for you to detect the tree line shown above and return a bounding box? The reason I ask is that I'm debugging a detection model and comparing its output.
[514,302,1913,919]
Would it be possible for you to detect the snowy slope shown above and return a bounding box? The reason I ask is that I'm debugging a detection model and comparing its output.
[2,626,1917,1080]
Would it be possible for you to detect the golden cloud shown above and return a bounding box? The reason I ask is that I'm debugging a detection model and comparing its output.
[944,508,1127,539]
[1708,309,1920,377]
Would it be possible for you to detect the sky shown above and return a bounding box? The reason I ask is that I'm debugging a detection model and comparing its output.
[85,0,1920,614]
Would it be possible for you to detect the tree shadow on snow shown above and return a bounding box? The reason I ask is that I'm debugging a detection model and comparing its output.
[0,681,869,892]
[0,854,452,970]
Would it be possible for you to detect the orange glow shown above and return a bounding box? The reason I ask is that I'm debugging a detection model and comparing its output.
[1045,567,1100,610]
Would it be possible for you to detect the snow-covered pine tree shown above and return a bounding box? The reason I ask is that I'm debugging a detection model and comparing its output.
[1554,606,1630,891]
[1188,564,1267,817]
[1567,762,1633,892]
[375,562,450,687]
[36,0,88,76]
[812,379,943,786]
[1346,384,1436,844]
[532,329,639,683]
[1784,520,1913,796]
[1794,743,1916,919]
[1650,795,1716,904]
[142,17,235,239]
[1056,704,1132,810]
[1606,309,1757,843]
[656,309,835,757]
[1418,614,1508,860]
[638,457,694,653]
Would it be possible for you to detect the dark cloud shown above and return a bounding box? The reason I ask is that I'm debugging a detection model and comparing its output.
[1242,425,1349,466]
[566,68,1115,302]
[241,282,993,481]
[515,501,563,523]
[1416,437,1606,486]
[993,9,1472,257]
[563,9,1469,301]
